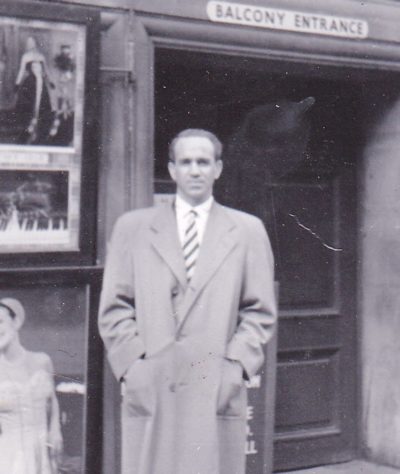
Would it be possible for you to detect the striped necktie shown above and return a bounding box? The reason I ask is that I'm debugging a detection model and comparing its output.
[183,210,200,282]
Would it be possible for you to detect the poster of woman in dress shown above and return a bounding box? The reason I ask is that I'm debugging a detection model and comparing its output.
[0,17,85,149]
[0,284,89,474]
[0,297,62,474]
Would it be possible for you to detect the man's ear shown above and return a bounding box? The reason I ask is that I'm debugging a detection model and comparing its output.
[215,159,223,179]
[168,161,176,182]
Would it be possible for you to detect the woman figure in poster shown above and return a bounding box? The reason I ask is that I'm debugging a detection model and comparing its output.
[0,298,63,474]
[13,36,55,145]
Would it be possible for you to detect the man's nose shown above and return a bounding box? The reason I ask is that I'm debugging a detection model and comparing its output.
[189,161,200,175]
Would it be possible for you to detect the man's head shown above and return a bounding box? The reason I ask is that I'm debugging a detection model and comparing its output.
[168,129,223,206]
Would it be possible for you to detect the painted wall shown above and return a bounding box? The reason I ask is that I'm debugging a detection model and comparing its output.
[360,91,400,468]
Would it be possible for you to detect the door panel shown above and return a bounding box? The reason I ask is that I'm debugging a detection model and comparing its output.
[272,152,358,469]
[274,182,336,308]
[276,348,340,430]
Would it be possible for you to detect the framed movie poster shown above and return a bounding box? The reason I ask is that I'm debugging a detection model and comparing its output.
[0,2,99,266]
[0,267,103,474]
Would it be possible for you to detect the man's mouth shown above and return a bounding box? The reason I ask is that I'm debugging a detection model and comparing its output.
[188,181,203,187]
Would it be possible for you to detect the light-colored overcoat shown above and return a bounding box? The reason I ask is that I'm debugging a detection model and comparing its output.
[98,200,276,474]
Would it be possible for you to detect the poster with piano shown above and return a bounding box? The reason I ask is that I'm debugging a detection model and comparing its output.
[0,3,99,262]
[0,166,78,252]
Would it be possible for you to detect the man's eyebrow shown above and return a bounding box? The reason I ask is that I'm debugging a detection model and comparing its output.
[177,157,211,162]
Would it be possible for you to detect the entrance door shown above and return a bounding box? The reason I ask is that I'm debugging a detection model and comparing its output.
[153,48,359,471]
[270,91,359,469]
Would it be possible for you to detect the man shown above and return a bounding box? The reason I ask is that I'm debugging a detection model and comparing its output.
[98,129,277,474]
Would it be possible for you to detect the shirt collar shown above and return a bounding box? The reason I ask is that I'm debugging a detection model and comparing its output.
[175,194,214,217]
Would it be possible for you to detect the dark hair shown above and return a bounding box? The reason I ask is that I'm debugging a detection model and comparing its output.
[168,129,223,162]
[0,303,15,319]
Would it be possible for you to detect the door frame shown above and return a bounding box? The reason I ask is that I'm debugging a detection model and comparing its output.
[131,10,400,211]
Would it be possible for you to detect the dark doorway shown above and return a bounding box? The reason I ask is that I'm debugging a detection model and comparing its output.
[154,48,361,471]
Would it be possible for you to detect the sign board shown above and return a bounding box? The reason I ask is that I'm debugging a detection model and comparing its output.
[246,374,264,457]
[245,282,279,473]
[245,350,276,473]
[207,1,368,39]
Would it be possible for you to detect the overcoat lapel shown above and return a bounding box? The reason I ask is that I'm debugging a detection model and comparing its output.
[177,203,237,329]
[149,202,187,289]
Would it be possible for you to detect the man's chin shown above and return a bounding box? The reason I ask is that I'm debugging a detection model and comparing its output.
[182,190,210,205]
[187,188,205,197]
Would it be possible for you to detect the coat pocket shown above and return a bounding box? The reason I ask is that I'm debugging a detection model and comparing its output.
[123,358,155,417]
[217,358,246,418]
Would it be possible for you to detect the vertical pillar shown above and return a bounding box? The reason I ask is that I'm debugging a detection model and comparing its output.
[360,92,400,468]
[98,11,135,474]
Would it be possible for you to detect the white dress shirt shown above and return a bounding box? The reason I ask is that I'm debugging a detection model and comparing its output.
[175,194,213,247]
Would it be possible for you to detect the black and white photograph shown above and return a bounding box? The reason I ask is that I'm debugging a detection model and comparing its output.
[0,2,97,266]
[0,16,85,150]
[0,169,70,251]
[0,276,100,474]
[3,1,400,474]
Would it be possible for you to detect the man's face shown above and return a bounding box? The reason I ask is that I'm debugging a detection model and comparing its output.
[168,136,223,206]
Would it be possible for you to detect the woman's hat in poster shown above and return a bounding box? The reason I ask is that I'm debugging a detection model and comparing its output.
[0,297,25,328]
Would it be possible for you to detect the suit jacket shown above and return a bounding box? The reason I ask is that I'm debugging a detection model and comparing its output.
[98,200,277,474]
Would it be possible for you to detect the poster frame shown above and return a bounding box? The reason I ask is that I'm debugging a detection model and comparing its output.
[0,1,100,267]
[0,266,104,474]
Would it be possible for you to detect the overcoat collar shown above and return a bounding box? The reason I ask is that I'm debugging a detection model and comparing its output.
[150,199,238,328]
[149,200,187,289]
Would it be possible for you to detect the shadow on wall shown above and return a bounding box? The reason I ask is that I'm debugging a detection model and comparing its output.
[216,96,315,226]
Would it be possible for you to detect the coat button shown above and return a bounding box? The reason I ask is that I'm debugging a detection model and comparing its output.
[171,287,179,297]
[169,383,177,393]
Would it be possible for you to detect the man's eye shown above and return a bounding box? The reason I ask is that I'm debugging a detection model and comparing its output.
[198,160,209,166]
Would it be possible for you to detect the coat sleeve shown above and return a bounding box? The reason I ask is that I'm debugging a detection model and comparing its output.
[98,215,146,381]
[225,217,277,378]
